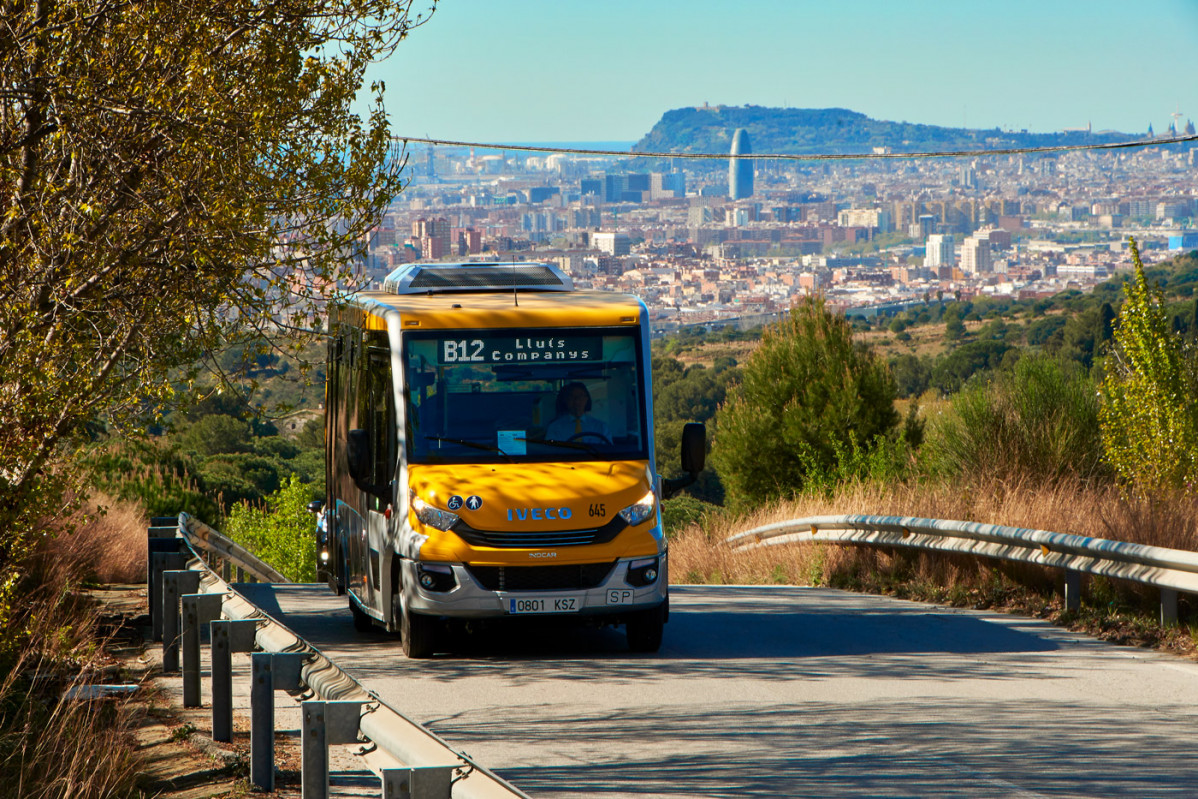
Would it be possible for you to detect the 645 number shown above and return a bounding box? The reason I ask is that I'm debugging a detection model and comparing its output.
[588,503,606,518]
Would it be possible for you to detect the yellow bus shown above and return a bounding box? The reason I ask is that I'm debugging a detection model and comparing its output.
[323,261,705,657]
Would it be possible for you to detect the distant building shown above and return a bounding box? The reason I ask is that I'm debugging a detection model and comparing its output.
[925,234,955,268]
[1169,232,1198,250]
[727,207,750,227]
[1157,200,1191,221]
[413,217,451,260]
[908,214,936,239]
[838,208,892,231]
[592,231,631,256]
[687,206,713,227]
[960,235,992,275]
[527,186,560,204]
[650,171,686,199]
[729,128,754,200]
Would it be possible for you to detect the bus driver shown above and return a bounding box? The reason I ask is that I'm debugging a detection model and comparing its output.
[546,382,610,442]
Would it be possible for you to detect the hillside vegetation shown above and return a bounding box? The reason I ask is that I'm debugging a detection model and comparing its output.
[635,105,1138,155]
[653,243,1198,649]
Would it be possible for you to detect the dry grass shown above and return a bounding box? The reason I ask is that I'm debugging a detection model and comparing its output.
[670,477,1198,656]
[0,587,143,799]
[0,493,151,799]
[670,477,1198,588]
[26,493,147,588]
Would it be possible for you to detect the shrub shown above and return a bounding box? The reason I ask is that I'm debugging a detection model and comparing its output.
[223,475,318,582]
[661,495,718,538]
[924,353,1105,484]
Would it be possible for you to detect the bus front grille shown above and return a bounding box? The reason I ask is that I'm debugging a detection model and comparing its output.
[451,516,627,549]
[465,562,617,592]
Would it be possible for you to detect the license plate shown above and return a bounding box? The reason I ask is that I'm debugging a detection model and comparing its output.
[507,596,580,614]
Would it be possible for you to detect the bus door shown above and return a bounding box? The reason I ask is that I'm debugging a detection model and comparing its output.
[350,330,397,616]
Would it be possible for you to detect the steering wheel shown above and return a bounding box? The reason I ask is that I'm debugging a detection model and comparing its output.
[569,431,612,445]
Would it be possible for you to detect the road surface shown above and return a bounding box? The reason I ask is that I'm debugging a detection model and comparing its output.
[237,583,1198,798]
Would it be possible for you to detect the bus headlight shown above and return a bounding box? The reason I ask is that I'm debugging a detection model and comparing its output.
[410,493,459,531]
[618,491,657,527]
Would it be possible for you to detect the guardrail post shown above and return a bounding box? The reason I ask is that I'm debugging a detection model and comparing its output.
[161,570,199,672]
[236,565,245,583]
[180,593,223,708]
[1063,569,1081,612]
[149,551,187,642]
[251,652,306,792]
[381,767,455,799]
[210,619,258,742]
[301,700,366,799]
[1161,588,1179,626]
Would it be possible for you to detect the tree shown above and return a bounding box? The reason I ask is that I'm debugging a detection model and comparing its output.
[1100,238,1198,494]
[711,296,899,510]
[224,475,318,582]
[0,0,433,584]
[944,314,966,341]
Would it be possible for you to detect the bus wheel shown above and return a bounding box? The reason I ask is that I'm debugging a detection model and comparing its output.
[626,601,666,653]
[395,588,437,658]
[349,595,373,632]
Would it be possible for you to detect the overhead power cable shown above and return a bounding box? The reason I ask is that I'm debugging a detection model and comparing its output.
[394,133,1198,161]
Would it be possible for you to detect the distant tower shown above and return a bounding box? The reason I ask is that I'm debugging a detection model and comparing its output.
[729,128,754,200]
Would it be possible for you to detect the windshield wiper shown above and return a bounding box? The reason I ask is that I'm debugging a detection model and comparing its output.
[424,435,511,458]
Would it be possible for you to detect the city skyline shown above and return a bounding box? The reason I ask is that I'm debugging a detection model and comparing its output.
[370,0,1198,146]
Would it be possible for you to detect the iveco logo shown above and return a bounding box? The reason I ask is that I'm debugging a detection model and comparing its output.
[507,507,573,521]
[529,552,558,559]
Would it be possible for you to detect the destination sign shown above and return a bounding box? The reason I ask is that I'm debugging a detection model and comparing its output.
[438,335,603,364]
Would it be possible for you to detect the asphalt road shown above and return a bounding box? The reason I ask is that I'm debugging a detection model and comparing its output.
[237,582,1198,798]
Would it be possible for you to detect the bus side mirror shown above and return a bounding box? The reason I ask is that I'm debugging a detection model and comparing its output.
[347,429,371,484]
[681,423,706,475]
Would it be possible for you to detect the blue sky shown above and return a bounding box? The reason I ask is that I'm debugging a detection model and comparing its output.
[371,0,1198,145]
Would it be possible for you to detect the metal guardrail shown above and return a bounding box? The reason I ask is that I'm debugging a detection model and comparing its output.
[726,514,1197,625]
[148,514,528,799]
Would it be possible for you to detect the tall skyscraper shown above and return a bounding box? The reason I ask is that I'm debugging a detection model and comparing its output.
[729,128,754,199]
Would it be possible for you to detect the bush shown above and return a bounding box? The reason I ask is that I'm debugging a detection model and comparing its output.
[223,475,318,582]
[661,495,717,538]
[711,296,900,510]
[924,353,1106,484]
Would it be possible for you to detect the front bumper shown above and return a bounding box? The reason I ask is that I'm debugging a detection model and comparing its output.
[402,554,668,619]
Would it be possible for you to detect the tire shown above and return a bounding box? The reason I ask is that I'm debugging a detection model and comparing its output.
[349,595,373,632]
[626,600,666,653]
[401,605,437,659]
[394,578,438,658]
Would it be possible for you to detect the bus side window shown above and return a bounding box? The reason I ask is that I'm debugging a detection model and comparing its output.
[362,332,396,510]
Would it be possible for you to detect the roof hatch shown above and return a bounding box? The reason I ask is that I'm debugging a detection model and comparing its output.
[383,261,574,295]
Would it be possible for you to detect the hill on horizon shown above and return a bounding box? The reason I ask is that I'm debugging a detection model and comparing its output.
[633,105,1142,156]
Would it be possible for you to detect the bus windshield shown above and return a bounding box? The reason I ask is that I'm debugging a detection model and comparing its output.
[404,327,648,464]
